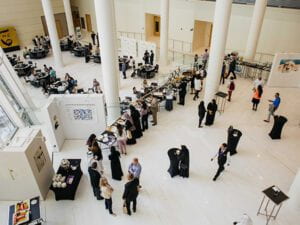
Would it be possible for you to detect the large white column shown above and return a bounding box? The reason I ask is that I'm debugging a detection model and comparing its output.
[289,169,300,210]
[63,0,75,36]
[94,0,120,124]
[41,0,64,68]
[160,0,170,67]
[204,0,233,104]
[244,0,267,61]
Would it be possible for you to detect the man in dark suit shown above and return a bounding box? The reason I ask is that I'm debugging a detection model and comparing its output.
[150,50,154,65]
[178,80,187,105]
[91,31,96,45]
[122,174,139,215]
[88,162,103,200]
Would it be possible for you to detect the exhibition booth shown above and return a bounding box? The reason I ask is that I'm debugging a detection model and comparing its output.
[43,94,107,152]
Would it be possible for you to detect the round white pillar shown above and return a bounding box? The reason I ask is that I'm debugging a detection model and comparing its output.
[94,0,120,124]
[289,169,300,210]
[160,0,170,67]
[63,0,75,37]
[244,0,267,61]
[204,0,233,104]
[41,0,64,68]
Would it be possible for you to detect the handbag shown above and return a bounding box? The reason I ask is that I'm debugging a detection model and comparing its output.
[126,130,132,139]
[123,202,128,214]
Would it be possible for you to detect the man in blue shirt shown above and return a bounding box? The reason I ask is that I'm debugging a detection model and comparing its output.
[264,93,281,122]
[128,158,142,187]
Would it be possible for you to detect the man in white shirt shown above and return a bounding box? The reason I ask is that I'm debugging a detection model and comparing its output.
[253,77,264,88]
[202,49,209,69]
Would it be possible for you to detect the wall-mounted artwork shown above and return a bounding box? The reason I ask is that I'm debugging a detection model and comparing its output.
[65,104,97,122]
[277,59,300,73]
[73,108,93,120]
[33,146,46,172]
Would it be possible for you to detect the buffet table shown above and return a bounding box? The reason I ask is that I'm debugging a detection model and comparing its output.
[50,159,82,201]
[8,197,42,225]
[238,60,271,81]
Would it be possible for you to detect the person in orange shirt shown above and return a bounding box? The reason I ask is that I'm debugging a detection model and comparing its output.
[251,85,263,111]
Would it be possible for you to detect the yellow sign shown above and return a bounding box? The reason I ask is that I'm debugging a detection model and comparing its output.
[0,26,20,52]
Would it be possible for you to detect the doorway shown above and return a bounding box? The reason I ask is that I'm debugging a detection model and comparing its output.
[145,13,160,46]
[85,14,92,32]
[55,20,63,39]
[192,20,213,53]
[41,13,69,38]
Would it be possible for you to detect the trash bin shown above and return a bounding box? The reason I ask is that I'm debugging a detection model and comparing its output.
[269,115,288,140]
[227,126,242,156]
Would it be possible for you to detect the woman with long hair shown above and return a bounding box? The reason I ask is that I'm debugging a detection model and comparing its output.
[116,124,127,154]
[86,134,96,151]
[252,85,263,111]
[100,177,116,216]
[123,112,137,145]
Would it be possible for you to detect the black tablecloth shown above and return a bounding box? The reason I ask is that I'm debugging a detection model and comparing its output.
[8,197,41,225]
[73,47,85,57]
[269,116,288,140]
[50,159,82,200]
[30,49,47,59]
[262,186,289,205]
[14,64,32,77]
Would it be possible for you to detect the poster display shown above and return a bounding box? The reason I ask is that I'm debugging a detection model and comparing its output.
[267,53,300,88]
[0,26,20,52]
[65,104,97,122]
[33,146,46,172]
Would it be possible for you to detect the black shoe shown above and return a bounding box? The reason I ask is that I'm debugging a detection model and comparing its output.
[152,123,157,126]
[133,209,136,213]
[213,177,217,181]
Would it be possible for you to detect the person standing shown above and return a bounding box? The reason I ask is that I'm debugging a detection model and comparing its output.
[144,50,150,64]
[251,85,263,111]
[150,97,159,126]
[190,72,196,94]
[123,113,137,145]
[150,50,154,65]
[128,158,142,186]
[91,31,96,45]
[88,162,103,200]
[129,105,143,139]
[116,124,127,154]
[92,78,102,93]
[264,93,281,123]
[205,99,218,126]
[253,77,264,88]
[108,146,123,181]
[122,61,127,79]
[211,143,230,181]
[96,33,100,47]
[140,101,149,131]
[227,57,237,79]
[89,155,104,175]
[178,80,187,105]
[198,101,206,128]
[194,54,199,70]
[227,77,235,102]
[122,174,139,216]
[202,49,209,69]
[193,75,201,101]
[220,61,226,85]
[100,177,116,216]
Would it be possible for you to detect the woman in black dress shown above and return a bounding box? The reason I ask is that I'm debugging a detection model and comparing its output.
[178,145,189,178]
[124,113,136,145]
[198,101,206,128]
[130,105,143,139]
[108,146,123,181]
[205,99,218,126]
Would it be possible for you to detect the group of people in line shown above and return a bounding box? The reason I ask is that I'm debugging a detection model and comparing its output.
[86,133,142,216]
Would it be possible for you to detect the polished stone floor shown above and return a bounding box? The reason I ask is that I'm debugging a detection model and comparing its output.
[1,50,300,225]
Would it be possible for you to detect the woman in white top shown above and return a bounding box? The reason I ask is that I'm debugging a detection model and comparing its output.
[100,177,116,216]
[89,155,104,175]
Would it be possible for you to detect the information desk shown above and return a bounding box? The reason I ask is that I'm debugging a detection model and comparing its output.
[8,197,42,225]
[29,49,48,59]
[50,159,82,201]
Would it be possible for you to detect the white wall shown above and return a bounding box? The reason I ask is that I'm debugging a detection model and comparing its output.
[72,0,300,55]
[0,0,65,46]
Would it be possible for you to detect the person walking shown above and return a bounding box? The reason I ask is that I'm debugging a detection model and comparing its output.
[100,177,116,216]
[251,85,263,111]
[91,31,96,45]
[140,101,149,131]
[227,58,237,79]
[193,75,201,101]
[122,173,139,216]
[264,93,281,123]
[211,143,231,181]
[88,162,103,200]
[227,77,235,102]
[220,61,226,85]
[128,158,142,186]
[150,97,159,126]
[116,124,127,154]
[202,49,209,69]
[198,101,206,128]
[122,61,127,79]
[108,146,123,181]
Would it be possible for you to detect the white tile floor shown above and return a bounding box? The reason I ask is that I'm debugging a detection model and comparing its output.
[1,50,300,225]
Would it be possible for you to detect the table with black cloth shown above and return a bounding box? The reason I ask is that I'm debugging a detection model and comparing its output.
[269,115,288,140]
[73,47,86,57]
[50,159,82,200]
[14,63,32,77]
[29,48,47,59]
[8,196,42,225]
[138,65,156,79]
[227,126,242,155]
